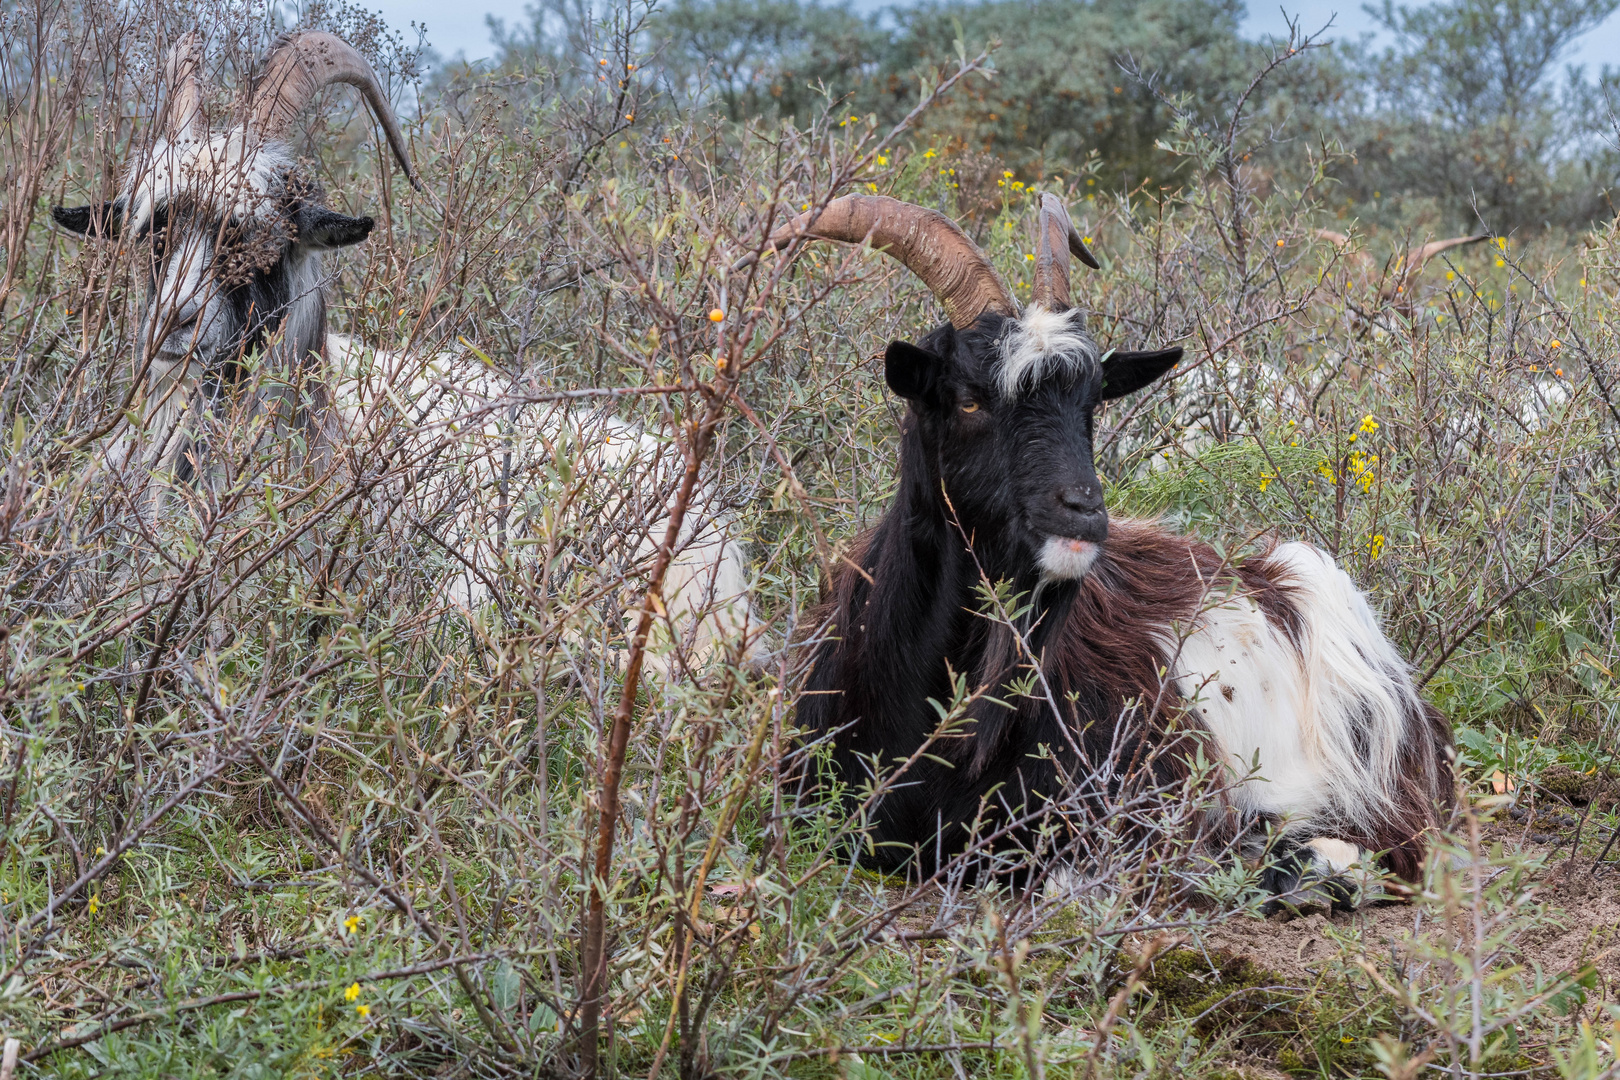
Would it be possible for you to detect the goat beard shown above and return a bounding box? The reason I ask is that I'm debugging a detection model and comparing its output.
[1037,535,1100,580]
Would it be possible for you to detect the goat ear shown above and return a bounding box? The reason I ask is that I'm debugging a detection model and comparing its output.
[885,341,942,403]
[292,205,375,250]
[1099,346,1182,401]
[52,202,122,239]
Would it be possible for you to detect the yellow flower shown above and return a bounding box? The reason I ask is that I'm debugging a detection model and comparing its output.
[923,148,936,159]
[1002,170,1014,179]
[876,155,889,166]
[88,895,99,916]
[708,309,724,323]
[1259,472,1274,492]
[356,1004,370,1018]
[345,983,361,1002]
[1358,413,1379,434]
[1445,271,1455,280]
[1495,258,1505,268]
[344,915,362,934]
[1370,534,1386,560]
[1025,253,1035,261]
[1495,237,1507,250]
[1086,178,1095,186]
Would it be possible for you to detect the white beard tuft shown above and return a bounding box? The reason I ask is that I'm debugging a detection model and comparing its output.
[1037,536,1100,579]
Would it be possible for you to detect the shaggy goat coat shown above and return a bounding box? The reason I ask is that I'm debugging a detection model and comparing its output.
[799,312,1451,883]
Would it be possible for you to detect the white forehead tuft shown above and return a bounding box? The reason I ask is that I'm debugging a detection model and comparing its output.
[123,130,292,234]
[997,304,1099,398]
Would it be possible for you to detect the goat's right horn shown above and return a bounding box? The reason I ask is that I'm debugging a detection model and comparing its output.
[250,31,422,191]
[162,32,205,139]
[742,195,1015,330]
[1030,193,1099,312]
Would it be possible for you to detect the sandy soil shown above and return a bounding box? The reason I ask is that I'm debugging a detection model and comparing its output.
[1201,818,1620,993]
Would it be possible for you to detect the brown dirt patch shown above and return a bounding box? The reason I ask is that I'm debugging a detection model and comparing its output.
[1201,826,1620,993]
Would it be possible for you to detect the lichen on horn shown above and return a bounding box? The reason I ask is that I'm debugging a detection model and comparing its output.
[749,194,1015,329]
[250,30,422,191]
[1030,192,1099,313]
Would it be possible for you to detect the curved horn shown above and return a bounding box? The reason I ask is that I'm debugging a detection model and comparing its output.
[751,195,1014,329]
[1402,233,1489,275]
[250,31,422,191]
[1030,192,1099,311]
[162,32,205,139]
[1383,233,1489,299]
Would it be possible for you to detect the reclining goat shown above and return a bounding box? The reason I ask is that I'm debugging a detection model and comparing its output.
[52,30,759,667]
[777,194,1452,903]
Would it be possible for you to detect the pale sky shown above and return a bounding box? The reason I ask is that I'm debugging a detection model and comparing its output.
[373,0,1620,75]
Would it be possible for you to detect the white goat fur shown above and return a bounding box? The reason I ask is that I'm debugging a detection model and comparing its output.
[997,303,1100,397]
[323,336,762,669]
[75,120,760,669]
[1163,540,1420,867]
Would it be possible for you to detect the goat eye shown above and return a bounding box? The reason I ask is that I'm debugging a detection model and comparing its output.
[960,402,980,414]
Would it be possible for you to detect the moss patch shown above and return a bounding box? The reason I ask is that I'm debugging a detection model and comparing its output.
[1538,763,1617,805]
[1139,947,1376,1077]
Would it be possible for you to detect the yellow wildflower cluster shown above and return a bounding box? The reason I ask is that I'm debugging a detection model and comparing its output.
[1348,413,1378,443]
[1370,533,1386,560]
[1348,451,1378,492]
[344,982,371,1017]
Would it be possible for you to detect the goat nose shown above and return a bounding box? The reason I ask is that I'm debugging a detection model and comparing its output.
[1057,484,1103,514]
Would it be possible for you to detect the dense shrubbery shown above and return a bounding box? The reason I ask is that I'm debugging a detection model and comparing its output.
[475,0,1620,232]
[1,0,1619,1076]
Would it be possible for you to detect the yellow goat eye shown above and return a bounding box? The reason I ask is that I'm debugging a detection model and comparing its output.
[961,402,980,413]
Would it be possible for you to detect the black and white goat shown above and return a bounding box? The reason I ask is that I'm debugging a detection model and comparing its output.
[775,195,1452,903]
[52,32,758,665]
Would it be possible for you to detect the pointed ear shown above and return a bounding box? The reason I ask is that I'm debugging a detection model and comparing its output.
[291,205,374,250]
[884,341,942,403]
[1099,346,1182,401]
[52,202,122,239]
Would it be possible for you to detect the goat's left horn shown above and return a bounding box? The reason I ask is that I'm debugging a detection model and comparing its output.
[742,194,1016,330]
[250,31,423,191]
[1030,193,1099,312]
[162,32,205,139]
[1402,233,1490,275]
